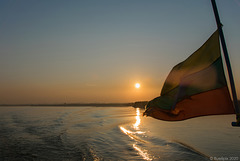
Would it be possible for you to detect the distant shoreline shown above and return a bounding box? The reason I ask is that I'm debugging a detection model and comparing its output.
[1,101,239,108]
[0,101,148,108]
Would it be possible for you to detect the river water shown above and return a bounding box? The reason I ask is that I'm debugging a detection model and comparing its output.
[0,106,239,161]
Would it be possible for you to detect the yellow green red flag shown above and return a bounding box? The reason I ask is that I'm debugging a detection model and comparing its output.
[144,31,235,121]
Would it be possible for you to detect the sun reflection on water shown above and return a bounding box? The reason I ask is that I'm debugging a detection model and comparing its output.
[133,108,141,130]
[119,108,153,161]
[133,144,152,161]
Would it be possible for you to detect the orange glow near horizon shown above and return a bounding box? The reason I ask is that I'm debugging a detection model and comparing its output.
[0,77,162,104]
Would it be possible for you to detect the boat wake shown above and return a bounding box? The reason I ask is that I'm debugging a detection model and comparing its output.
[119,108,210,161]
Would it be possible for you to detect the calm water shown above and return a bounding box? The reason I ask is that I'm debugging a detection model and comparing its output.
[0,106,239,161]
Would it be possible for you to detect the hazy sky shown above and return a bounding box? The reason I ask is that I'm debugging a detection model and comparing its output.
[1,0,240,104]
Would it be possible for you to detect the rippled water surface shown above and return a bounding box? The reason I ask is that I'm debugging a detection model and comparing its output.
[0,106,239,160]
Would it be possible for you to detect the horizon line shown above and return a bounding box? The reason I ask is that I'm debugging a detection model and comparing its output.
[0,101,149,108]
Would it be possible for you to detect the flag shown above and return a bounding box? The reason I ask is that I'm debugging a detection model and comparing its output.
[144,31,235,121]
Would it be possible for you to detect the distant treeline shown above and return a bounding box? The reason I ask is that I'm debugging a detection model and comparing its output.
[2,101,240,109]
[132,101,148,109]
[0,101,149,108]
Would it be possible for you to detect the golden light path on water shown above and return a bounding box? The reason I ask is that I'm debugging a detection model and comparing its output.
[119,108,153,161]
[133,108,141,130]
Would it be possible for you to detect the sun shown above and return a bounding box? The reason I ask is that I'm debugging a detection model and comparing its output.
[135,83,141,89]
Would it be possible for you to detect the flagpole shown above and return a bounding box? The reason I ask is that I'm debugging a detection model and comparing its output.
[211,0,240,126]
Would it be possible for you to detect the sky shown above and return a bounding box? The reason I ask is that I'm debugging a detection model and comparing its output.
[0,0,240,104]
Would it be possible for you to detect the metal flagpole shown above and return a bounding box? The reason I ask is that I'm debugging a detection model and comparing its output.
[211,0,240,126]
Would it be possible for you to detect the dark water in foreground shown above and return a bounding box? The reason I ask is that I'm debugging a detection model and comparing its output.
[0,106,239,161]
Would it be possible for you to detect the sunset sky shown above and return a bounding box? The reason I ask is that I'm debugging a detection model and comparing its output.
[1,0,240,104]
